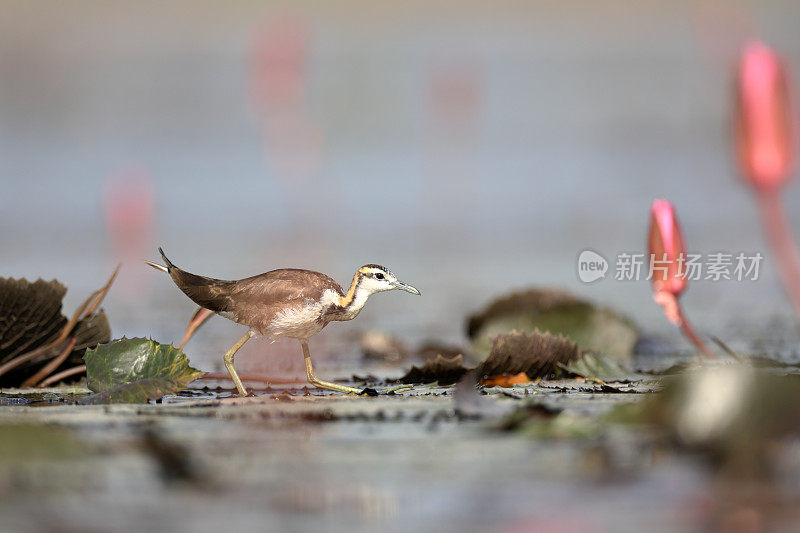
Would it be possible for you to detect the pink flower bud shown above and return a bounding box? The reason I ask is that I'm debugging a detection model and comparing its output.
[649,199,688,298]
[734,41,796,191]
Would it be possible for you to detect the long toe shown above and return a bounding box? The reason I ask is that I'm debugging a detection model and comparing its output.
[380,384,413,395]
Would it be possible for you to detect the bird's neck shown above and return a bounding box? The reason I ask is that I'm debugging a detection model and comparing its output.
[332,274,371,321]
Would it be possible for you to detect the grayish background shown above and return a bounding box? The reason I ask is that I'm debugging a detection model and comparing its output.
[3,0,800,373]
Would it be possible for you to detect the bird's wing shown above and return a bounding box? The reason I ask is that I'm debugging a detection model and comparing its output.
[231,269,342,306]
[226,270,344,332]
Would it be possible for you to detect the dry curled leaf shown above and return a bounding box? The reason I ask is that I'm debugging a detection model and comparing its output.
[0,276,113,387]
[398,354,469,385]
[0,278,69,361]
[476,330,578,381]
[399,331,579,386]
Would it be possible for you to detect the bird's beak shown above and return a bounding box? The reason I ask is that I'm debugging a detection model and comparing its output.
[393,280,421,295]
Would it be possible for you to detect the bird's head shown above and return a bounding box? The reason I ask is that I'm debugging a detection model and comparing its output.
[356,264,420,296]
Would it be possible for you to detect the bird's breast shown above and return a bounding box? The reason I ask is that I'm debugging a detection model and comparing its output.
[264,299,328,340]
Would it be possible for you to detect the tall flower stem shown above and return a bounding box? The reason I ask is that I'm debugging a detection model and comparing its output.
[654,291,716,359]
[757,190,800,318]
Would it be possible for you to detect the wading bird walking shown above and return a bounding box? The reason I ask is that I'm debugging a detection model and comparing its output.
[146,249,420,396]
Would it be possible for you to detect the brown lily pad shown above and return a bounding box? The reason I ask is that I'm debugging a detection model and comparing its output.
[0,278,69,361]
[399,331,580,386]
[466,288,638,361]
[476,330,579,380]
[0,277,112,387]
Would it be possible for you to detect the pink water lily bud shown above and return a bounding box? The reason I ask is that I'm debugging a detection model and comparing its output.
[648,199,715,358]
[649,199,688,298]
[734,41,796,191]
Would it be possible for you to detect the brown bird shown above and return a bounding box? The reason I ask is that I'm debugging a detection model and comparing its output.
[146,248,420,396]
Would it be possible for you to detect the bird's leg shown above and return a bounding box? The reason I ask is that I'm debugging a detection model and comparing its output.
[301,340,363,395]
[223,331,254,397]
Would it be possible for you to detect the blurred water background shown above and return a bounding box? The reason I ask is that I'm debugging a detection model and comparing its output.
[3,0,800,374]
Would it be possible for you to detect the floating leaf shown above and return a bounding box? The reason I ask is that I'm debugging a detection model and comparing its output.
[466,288,638,361]
[398,354,469,385]
[78,377,179,404]
[476,330,578,380]
[558,351,647,382]
[84,337,204,393]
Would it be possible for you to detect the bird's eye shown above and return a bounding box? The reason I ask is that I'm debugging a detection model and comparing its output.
[375,273,385,280]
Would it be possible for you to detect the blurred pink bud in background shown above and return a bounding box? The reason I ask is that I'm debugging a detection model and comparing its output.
[104,168,155,256]
[103,167,155,293]
[734,41,796,191]
[648,200,715,358]
[734,41,800,320]
[248,13,323,187]
[250,14,308,112]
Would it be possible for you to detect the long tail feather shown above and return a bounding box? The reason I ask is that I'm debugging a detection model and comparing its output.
[145,247,176,273]
[158,247,175,270]
[145,260,168,273]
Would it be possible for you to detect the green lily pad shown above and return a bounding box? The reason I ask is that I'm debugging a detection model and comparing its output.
[83,337,204,397]
[78,377,179,404]
[467,288,638,361]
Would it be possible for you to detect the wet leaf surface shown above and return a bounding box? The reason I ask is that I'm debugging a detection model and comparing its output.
[84,337,204,396]
[467,288,638,360]
[78,377,181,404]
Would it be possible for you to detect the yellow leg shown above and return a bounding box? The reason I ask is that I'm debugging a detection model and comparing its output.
[224,331,254,397]
[301,340,363,395]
